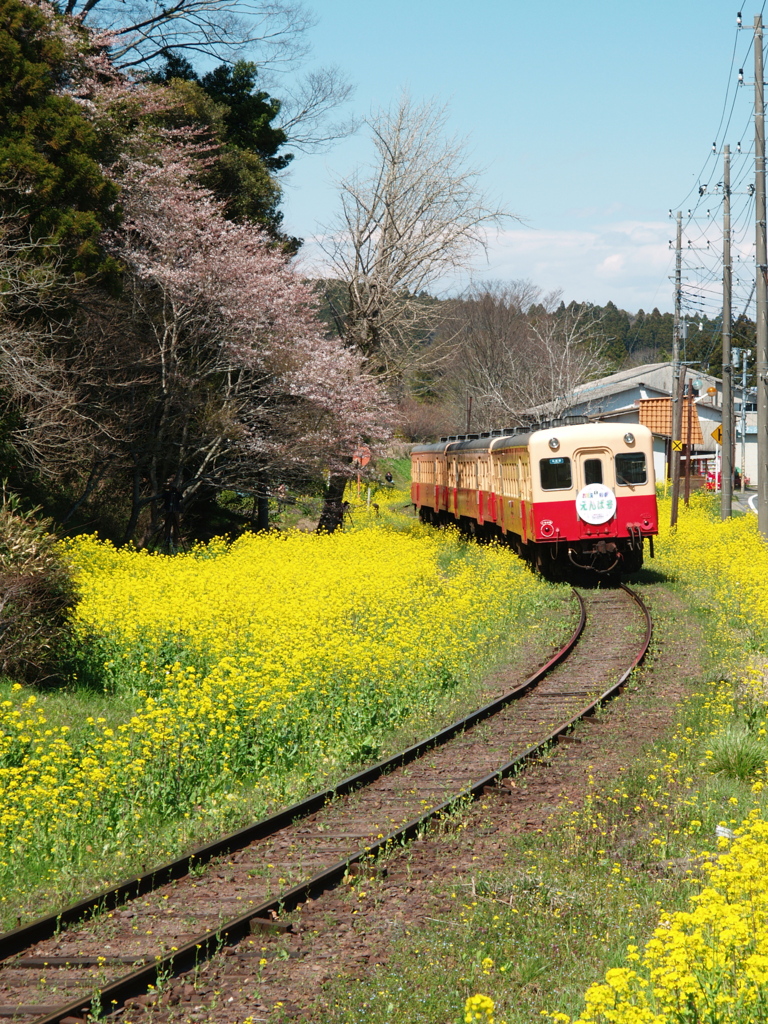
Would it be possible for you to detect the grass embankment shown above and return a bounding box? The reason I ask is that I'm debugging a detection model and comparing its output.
[320,494,768,1024]
[0,489,569,930]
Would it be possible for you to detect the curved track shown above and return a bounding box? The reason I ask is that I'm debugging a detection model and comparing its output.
[0,584,651,1023]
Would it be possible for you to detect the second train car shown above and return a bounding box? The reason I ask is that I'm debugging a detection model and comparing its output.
[410,419,658,575]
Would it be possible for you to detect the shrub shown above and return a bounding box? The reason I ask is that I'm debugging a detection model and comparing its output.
[0,492,74,683]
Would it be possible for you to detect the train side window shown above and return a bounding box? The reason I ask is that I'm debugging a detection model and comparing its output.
[615,452,647,485]
[584,458,603,485]
[521,456,532,500]
[540,457,572,490]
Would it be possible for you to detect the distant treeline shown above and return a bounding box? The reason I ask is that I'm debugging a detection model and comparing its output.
[595,302,756,374]
[315,283,757,378]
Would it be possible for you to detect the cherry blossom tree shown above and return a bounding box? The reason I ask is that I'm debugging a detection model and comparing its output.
[102,148,390,540]
[0,4,389,541]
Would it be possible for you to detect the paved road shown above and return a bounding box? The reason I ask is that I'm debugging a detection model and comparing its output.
[732,489,756,514]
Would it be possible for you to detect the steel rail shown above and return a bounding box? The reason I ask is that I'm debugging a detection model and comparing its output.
[20,585,652,1024]
[0,592,586,966]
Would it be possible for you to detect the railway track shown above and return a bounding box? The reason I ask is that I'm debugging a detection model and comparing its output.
[0,583,651,1024]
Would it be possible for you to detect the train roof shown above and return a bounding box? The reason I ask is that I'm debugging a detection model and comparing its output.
[410,418,652,455]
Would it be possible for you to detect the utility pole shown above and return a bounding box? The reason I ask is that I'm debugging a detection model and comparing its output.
[734,346,748,493]
[756,15,768,537]
[741,347,748,493]
[684,380,694,505]
[670,210,683,527]
[722,145,733,519]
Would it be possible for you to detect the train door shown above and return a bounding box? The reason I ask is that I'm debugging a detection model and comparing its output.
[477,458,487,523]
[435,456,445,511]
[456,457,466,518]
[574,447,613,489]
[518,453,533,540]
[499,457,513,534]
[573,447,615,530]
[493,452,505,524]
[448,456,458,516]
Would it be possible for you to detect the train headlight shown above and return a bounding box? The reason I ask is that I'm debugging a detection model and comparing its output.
[624,432,635,446]
[548,437,560,450]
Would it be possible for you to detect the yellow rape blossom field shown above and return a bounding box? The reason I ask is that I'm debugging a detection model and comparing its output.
[322,493,768,1024]
[547,495,768,1024]
[0,496,562,924]
[653,493,768,661]
[552,811,768,1023]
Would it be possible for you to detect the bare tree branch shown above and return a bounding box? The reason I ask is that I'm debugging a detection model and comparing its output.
[68,0,315,70]
[318,94,514,378]
[271,65,358,151]
[67,0,359,152]
[441,282,608,429]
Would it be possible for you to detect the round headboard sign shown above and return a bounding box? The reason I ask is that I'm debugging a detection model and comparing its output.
[576,484,617,525]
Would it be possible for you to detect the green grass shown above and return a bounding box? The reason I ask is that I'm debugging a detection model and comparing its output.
[706,723,768,781]
[315,573,768,1023]
[319,831,692,1024]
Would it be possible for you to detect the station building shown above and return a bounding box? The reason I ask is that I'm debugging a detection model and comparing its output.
[529,361,757,487]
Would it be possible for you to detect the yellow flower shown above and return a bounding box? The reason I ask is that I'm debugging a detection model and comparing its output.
[465,993,495,1023]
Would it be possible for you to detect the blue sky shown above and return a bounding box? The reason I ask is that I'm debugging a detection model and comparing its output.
[276,1,764,315]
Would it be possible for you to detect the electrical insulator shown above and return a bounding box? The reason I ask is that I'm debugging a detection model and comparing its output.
[737,11,742,27]
[739,68,744,85]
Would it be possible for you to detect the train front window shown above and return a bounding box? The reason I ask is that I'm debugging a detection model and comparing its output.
[584,458,603,485]
[615,452,647,485]
[540,457,572,490]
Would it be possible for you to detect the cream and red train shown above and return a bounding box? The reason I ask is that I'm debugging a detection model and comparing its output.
[410,418,658,574]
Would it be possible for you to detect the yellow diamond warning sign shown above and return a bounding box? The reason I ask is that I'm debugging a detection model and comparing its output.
[711,424,723,445]
[672,439,683,451]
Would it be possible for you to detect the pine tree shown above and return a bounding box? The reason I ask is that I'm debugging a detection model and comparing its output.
[151,52,299,249]
[0,0,119,274]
